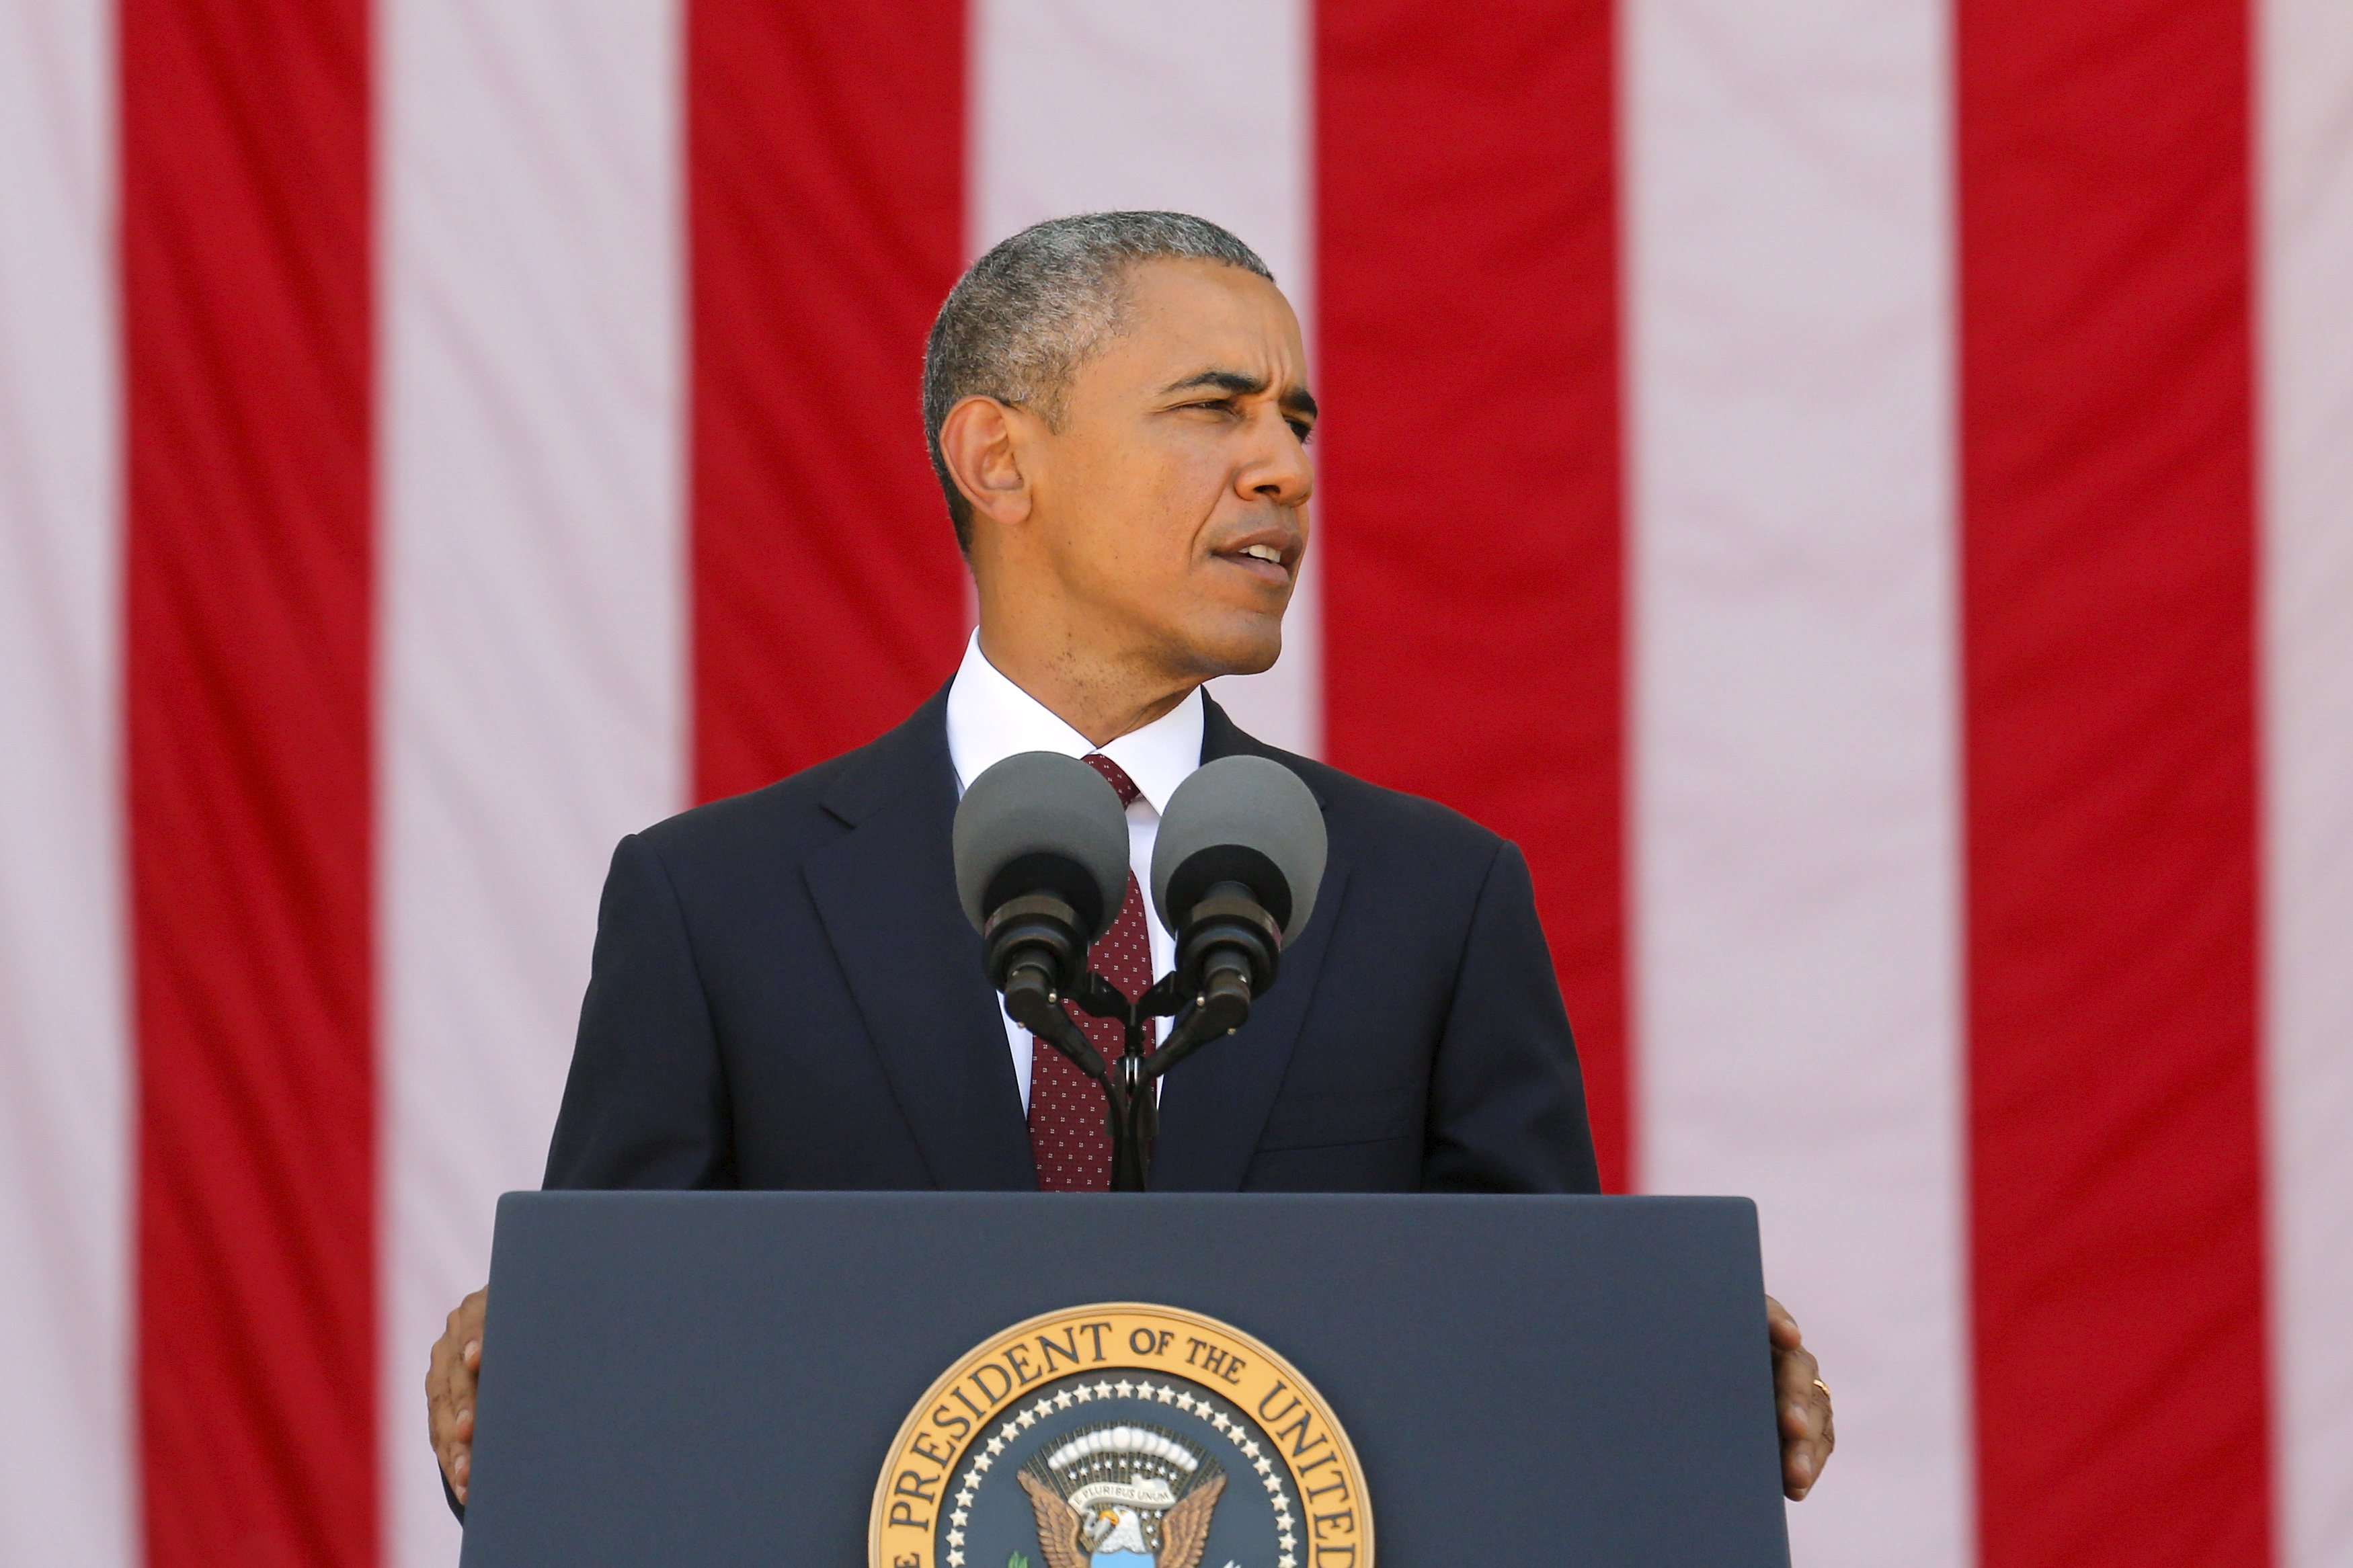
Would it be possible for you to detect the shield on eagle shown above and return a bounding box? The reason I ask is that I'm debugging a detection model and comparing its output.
[1014,1422,1227,1568]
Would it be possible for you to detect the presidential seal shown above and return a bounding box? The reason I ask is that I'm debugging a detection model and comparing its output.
[871,1303,1371,1568]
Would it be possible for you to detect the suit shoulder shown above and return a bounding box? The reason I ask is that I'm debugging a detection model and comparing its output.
[623,688,952,874]
[628,742,867,869]
[1253,747,1507,864]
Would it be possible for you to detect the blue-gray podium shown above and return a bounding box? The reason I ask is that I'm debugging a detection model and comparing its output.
[458,1192,1791,1567]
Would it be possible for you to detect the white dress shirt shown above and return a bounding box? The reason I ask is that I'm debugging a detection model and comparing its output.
[943,631,1205,1112]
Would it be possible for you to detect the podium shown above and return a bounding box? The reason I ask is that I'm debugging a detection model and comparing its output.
[458,1192,1792,1567]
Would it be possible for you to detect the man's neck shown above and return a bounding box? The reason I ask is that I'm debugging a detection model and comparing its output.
[971,626,1197,748]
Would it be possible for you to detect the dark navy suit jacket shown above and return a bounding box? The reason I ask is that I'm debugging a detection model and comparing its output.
[543,686,1601,1195]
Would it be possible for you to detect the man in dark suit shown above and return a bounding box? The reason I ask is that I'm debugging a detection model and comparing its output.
[427,212,1833,1509]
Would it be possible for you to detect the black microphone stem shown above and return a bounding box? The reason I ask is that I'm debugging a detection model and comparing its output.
[1008,950,1264,1192]
[1006,981,1155,1191]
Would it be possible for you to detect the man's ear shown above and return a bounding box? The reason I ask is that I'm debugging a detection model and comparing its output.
[938,395,1033,528]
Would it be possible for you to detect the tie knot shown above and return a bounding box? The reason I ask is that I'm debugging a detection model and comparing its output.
[1082,752,1142,808]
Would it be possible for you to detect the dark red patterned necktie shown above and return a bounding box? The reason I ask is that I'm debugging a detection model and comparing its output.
[1027,753,1155,1191]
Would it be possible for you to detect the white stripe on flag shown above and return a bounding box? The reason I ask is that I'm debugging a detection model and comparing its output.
[969,0,1320,757]
[2261,1,2353,1561]
[0,4,133,1563]
[380,2,685,1561]
[1623,1,1972,1564]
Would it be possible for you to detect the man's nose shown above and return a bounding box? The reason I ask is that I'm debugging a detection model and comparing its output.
[1242,409,1314,505]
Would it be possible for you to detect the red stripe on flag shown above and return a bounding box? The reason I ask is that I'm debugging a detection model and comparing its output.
[1316,0,1629,1188]
[120,0,377,1563]
[688,0,969,802]
[1956,0,2271,1561]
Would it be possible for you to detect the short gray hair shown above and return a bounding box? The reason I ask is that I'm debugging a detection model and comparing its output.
[922,212,1274,552]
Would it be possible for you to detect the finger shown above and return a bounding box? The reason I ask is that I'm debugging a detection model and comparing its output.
[428,1292,487,1491]
[428,1362,461,1495]
[426,1323,460,1445]
[458,1288,487,1374]
[1773,1346,1817,1471]
[1775,1344,1821,1428]
[1787,1430,1832,1499]
[1764,1294,1802,1349]
[446,1380,475,1503]
[430,1324,478,1423]
[1782,1366,1834,1500]
[428,1360,466,1491]
[447,1292,486,1403]
[1783,1412,1826,1497]
[444,1350,478,1461]
[448,1290,489,1500]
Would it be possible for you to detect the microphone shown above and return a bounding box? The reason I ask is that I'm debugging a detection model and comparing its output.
[951,751,1131,1022]
[1150,755,1327,1035]
[951,746,1325,1192]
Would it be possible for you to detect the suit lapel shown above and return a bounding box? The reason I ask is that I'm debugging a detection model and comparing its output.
[1150,697,1345,1191]
[801,690,1037,1190]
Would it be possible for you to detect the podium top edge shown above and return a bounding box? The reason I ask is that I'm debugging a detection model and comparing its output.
[496,1190,1760,1210]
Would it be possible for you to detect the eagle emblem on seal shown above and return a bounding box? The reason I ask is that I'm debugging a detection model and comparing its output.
[1014,1422,1228,1568]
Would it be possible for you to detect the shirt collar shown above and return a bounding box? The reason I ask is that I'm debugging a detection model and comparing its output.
[944,631,1204,816]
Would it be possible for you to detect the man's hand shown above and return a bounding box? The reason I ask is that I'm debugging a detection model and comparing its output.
[427,1287,487,1505]
[1767,1295,1834,1499]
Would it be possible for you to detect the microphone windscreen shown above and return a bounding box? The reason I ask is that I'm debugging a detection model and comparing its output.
[952,751,1131,942]
[1150,755,1327,942]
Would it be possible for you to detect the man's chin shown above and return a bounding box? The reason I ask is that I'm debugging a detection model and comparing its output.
[1181,621,1284,680]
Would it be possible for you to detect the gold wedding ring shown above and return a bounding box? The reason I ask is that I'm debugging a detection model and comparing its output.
[1812,1377,1831,1401]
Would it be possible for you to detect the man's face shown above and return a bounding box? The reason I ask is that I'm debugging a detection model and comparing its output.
[1011,258,1314,681]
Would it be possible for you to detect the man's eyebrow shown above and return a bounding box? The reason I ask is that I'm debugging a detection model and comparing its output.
[1160,368,1319,420]
[1161,368,1264,398]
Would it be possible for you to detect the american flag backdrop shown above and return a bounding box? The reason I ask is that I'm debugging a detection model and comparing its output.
[1,1,2349,1565]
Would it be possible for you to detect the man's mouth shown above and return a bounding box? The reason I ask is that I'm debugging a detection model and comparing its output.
[1214,538,1296,584]
[1214,536,1308,580]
